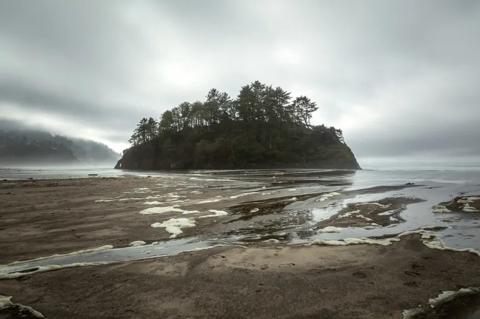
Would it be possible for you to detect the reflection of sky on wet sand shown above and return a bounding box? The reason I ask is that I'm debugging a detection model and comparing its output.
[1,168,480,278]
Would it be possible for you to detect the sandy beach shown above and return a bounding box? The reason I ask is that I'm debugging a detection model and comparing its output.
[1,173,480,318]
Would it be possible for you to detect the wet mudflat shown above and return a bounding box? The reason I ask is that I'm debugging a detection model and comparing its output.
[1,235,479,319]
[1,168,480,318]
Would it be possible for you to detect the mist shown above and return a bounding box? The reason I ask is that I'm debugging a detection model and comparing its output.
[0,119,119,168]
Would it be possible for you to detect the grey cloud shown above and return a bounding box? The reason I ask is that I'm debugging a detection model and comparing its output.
[0,0,479,157]
[0,78,141,132]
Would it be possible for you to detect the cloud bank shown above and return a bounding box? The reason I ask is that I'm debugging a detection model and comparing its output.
[1,0,479,159]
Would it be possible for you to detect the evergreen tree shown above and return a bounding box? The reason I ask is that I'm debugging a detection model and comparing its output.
[291,96,318,126]
[121,81,359,170]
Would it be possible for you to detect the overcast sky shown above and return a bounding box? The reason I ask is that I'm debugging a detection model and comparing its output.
[1,0,479,160]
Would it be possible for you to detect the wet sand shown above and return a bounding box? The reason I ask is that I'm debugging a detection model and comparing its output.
[437,195,480,213]
[318,197,425,228]
[0,177,250,263]
[0,177,178,263]
[0,176,418,263]
[1,176,480,318]
[0,235,479,318]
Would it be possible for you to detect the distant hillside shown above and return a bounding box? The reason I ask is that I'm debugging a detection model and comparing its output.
[0,128,119,166]
[116,81,360,170]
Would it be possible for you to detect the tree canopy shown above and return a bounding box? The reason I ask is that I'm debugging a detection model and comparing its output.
[128,81,320,145]
[119,81,359,170]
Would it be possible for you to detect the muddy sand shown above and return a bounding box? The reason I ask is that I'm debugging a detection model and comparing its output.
[0,176,479,318]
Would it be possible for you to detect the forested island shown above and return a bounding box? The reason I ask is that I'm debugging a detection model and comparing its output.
[116,81,360,170]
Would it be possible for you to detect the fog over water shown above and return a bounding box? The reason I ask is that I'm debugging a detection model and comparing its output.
[0,0,479,160]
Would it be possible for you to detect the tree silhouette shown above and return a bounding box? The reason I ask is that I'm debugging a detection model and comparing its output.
[122,81,357,169]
